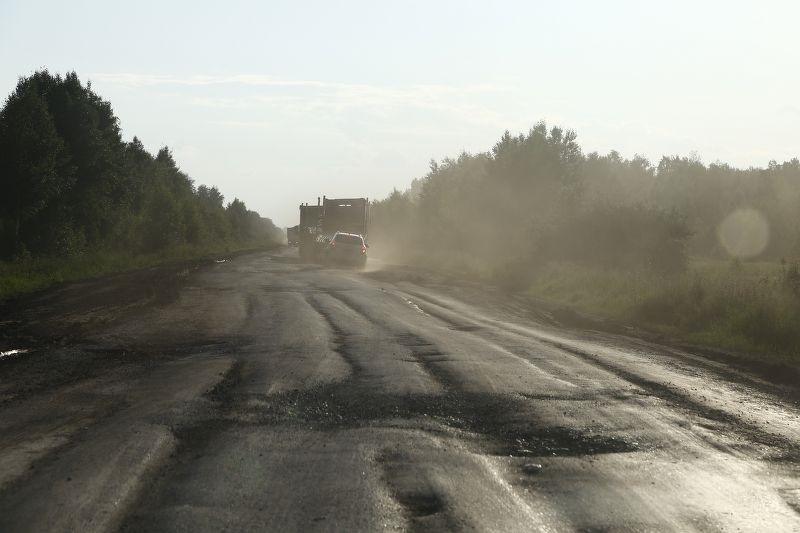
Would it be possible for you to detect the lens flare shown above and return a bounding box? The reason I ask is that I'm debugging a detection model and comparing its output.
[717,208,769,259]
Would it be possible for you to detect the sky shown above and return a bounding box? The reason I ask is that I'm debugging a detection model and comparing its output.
[2,0,798,226]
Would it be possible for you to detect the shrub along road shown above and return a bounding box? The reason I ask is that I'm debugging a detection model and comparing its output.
[0,249,798,531]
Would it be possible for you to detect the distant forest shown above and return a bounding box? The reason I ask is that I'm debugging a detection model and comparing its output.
[0,71,281,261]
[371,123,800,282]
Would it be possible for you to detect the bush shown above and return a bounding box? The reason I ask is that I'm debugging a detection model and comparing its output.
[536,204,692,275]
[527,260,800,361]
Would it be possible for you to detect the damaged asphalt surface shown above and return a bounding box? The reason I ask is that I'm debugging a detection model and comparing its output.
[1,249,799,532]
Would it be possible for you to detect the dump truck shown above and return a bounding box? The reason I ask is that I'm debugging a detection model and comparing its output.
[297,196,368,261]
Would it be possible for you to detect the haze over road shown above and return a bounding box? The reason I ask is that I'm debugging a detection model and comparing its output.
[1,249,799,532]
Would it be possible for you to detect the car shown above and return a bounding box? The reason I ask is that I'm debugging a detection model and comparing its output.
[323,232,367,266]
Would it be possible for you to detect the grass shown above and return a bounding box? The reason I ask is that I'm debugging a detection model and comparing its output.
[378,244,800,364]
[526,259,800,364]
[0,240,279,300]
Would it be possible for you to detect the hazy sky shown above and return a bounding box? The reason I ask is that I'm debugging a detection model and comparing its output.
[2,0,798,226]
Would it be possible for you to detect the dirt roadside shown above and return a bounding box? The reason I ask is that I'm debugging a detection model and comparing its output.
[0,255,217,406]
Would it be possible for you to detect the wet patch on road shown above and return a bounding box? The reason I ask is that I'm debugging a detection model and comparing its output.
[448,325,482,332]
[539,338,800,462]
[375,449,455,531]
[780,488,800,515]
[0,349,30,361]
[259,285,326,293]
[302,296,365,377]
[379,454,446,517]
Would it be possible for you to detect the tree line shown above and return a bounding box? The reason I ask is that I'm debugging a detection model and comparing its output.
[0,71,281,261]
[371,122,800,284]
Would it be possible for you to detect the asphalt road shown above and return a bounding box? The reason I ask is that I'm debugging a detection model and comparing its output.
[1,249,799,532]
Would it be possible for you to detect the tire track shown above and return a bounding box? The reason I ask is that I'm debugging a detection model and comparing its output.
[399,287,800,460]
[321,290,467,392]
[306,290,452,395]
[302,293,365,377]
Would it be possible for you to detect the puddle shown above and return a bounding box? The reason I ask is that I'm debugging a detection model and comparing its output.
[780,488,800,514]
[403,298,428,316]
[0,349,30,360]
[449,325,481,332]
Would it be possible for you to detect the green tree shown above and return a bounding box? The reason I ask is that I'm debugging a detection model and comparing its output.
[38,72,126,246]
[0,81,73,257]
[0,69,281,262]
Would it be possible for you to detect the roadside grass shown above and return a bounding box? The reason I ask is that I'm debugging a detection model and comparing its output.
[0,240,280,300]
[376,246,496,281]
[415,250,495,280]
[526,259,800,364]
